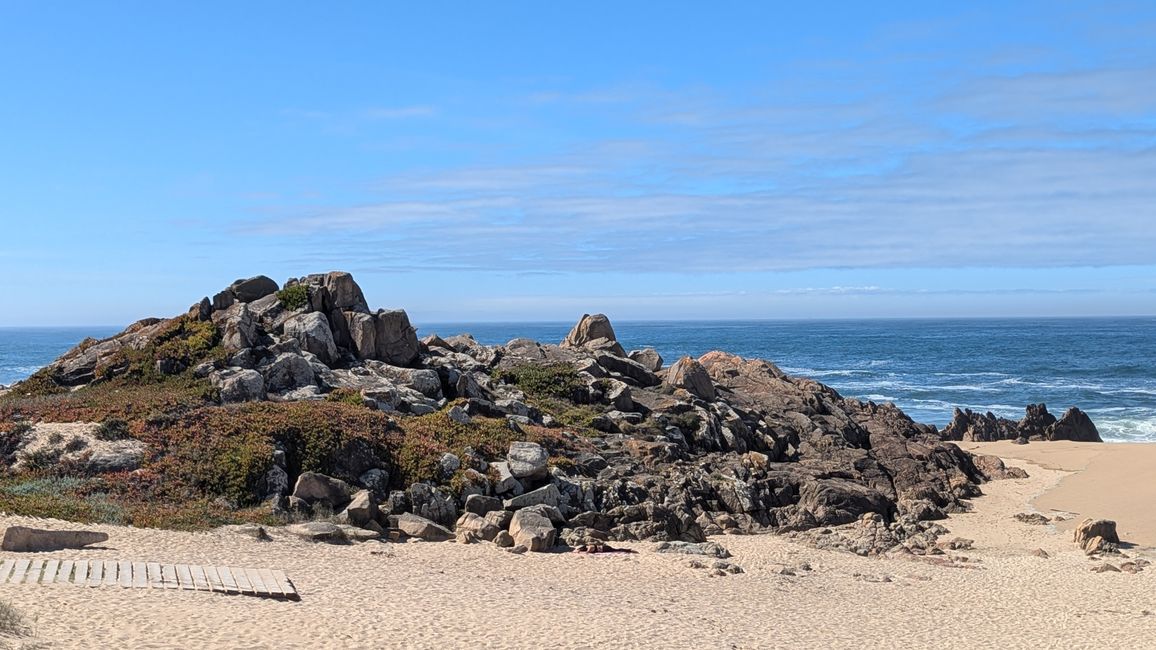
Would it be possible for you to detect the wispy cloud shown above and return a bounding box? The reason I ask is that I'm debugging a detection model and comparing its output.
[245,45,1156,277]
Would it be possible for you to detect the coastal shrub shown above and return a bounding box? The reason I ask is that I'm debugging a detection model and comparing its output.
[102,316,222,384]
[0,423,32,460]
[94,418,131,441]
[0,599,33,640]
[325,388,365,407]
[0,375,212,425]
[276,285,309,310]
[492,363,583,400]
[20,447,63,472]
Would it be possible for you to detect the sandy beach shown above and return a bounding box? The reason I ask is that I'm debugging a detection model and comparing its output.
[0,445,1152,649]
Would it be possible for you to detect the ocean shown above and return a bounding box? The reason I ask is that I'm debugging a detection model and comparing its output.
[3,318,1154,442]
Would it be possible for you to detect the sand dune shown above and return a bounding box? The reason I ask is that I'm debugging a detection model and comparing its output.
[0,449,1153,649]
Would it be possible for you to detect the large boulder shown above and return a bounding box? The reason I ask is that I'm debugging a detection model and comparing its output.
[454,512,501,542]
[1074,518,1119,549]
[507,442,549,480]
[262,353,315,393]
[292,472,353,510]
[344,311,377,359]
[284,312,339,366]
[285,521,348,544]
[374,309,421,366]
[561,314,627,356]
[1048,408,1102,442]
[1,526,108,552]
[504,484,561,511]
[509,510,557,552]
[212,368,266,403]
[665,356,716,401]
[397,513,453,542]
[628,348,664,372]
[229,275,279,303]
[322,271,369,312]
[340,489,379,527]
[217,303,259,352]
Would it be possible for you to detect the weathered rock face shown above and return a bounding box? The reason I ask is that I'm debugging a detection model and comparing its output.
[262,353,315,394]
[506,442,549,480]
[561,313,626,357]
[344,311,377,360]
[509,509,557,552]
[1074,518,1119,549]
[397,513,453,542]
[283,312,339,366]
[665,356,716,401]
[292,472,352,511]
[212,368,265,403]
[628,348,664,372]
[374,310,421,366]
[1048,407,1102,442]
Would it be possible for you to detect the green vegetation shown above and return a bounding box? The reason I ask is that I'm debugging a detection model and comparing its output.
[492,362,583,400]
[276,284,309,310]
[94,418,131,441]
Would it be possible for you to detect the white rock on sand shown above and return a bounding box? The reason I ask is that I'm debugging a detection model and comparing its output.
[0,451,1154,649]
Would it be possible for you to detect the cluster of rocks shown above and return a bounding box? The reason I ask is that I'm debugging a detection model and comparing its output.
[941,403,1102,443]
[26,271,1100,556]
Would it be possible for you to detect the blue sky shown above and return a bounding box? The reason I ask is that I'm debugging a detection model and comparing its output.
[1,1,1155,326]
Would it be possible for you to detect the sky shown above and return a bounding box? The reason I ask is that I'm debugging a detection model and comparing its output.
[1,1,1155,326]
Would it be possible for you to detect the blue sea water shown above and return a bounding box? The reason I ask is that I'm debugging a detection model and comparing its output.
[2,318,1154,442]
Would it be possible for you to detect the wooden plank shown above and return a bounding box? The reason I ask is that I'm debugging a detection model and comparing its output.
[87,558,103,587]
[118,561,132,588]
[218,566,238,593]
[56,560,74,584]
[0,559,15,584]
[160,564,178,589]
[42,559,60,584]
[102,560,118,587]
[71,560,88,585]
[10,558,31,584]
[132,562,147,588]
[231,567,253,594]
[243,568,268,595]
[270,570,296,599]
[146,562,162,588]
[175,565,196,591]
[258,568,284,597]
[24,559,44,584]
[189,565,209,591]
[203,565,224,593]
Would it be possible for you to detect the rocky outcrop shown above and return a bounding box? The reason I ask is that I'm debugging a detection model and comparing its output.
[14,271,1109,556]
[941,403,1101,443]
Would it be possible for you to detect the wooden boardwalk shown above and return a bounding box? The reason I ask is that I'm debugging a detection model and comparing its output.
[0,558,298,600]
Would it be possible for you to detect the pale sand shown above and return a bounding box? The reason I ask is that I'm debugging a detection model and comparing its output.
[1,453,1154,649]
[962,441,1156,547]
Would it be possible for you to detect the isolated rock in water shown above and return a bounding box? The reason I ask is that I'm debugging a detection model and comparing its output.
[2,526,109,552]
[283,312,339,366]
[397,513,453,542]
[285,521,348,544]
[229,275,279,303]
[561,313,626,356]
[665,356,716,401]
[509,510,556,552]
[628,348,664,372]
[506,441,549,480]
[292,472,353,510]
[374,309,421,366]
[1074,518,1119,548]
[1048,407,1102,442]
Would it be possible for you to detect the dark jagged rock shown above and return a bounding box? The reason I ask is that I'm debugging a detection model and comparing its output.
[1048,407,1102,442]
